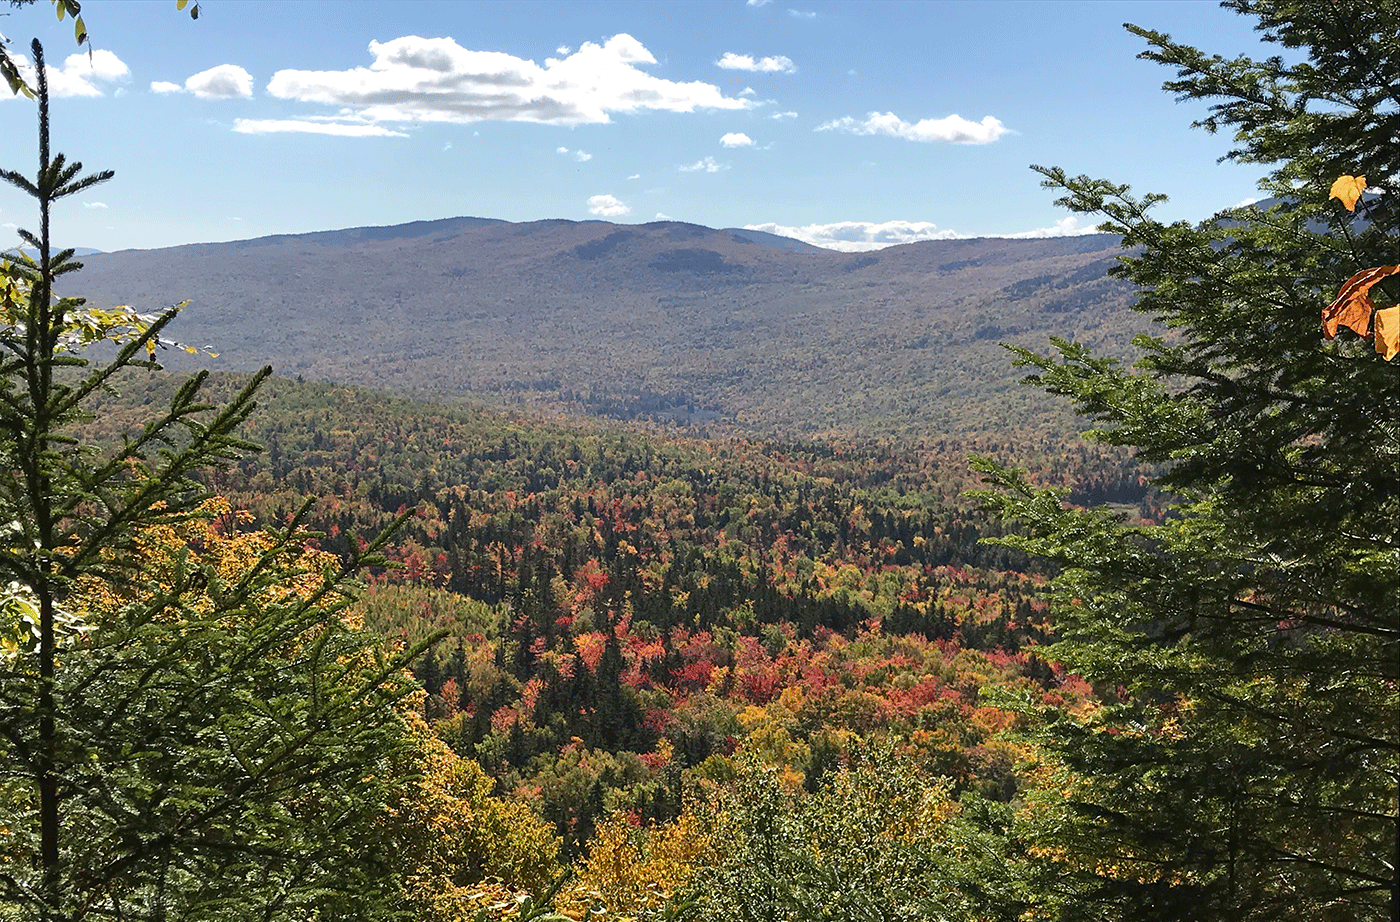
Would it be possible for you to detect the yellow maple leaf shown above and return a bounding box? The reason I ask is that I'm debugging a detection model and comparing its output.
[1374,306,1400,361]
[1322,265,1400,339]
[1329,174,1367,212]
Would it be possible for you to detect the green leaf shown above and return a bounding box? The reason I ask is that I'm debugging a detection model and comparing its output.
[1,59,35,98]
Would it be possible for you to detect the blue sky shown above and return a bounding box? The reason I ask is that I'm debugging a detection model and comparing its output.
[0,1,1278,253]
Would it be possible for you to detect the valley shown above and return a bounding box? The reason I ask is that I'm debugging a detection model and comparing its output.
[56,211,1166,918]
[5,1,1394,916]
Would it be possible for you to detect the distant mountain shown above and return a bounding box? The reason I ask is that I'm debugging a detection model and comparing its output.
[721,227,832,253]
[223,215,507,249]
[1212,195,1373,234]
[70,216,1139,439]
[12,246,104,257]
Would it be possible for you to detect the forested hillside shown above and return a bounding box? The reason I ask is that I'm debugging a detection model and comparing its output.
[77,370,1143,867]
[65,369,1120,917]
[72,222,1136,439]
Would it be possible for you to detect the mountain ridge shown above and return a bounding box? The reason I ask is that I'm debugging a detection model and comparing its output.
[69,215,1139,439]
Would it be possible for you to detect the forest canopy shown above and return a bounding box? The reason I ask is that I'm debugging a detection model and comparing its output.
[1,1,1396,921]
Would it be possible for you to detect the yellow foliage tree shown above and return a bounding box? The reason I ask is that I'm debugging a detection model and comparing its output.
[555,809,713,920]
[383,708,562,920]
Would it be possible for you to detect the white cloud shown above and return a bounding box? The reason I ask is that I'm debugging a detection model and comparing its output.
[655,212,673,219]
[789,9,817,18]
[1001,215,1102,239]
[739,87,756,97]
[5,50,129,99]
[680,156,726,173]
[716,52,795,74]
[818,111,1009,144]
[261,34,747,134]
[745,214,1106,250]
[588,194,630,216]
[557,146,592,161]
[746,0,772,6]
[83,201,109,209]
[232,118,408,137]
[720,132,754,148]
[627,173,641,180]
[744,220,964,252]
[186,64,255,99]
[771,110,797,120]
[556,45,572,55]
[151,64,254,99]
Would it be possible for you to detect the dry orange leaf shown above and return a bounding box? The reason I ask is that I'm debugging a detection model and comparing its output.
[1323,265,1400,339]
[1329,174,1367,212]
[1375,306,1400,361]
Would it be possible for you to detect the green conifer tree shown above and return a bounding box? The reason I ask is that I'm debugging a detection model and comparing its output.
[977,4,1398,920]
[0,42,425,922]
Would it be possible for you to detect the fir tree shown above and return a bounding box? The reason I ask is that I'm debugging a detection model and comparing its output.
[0,42,425,922]
[978,3,1398,920]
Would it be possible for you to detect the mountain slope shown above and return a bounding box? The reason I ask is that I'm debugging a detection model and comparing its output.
[720,227,832,253]
[71,217,1138,438]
